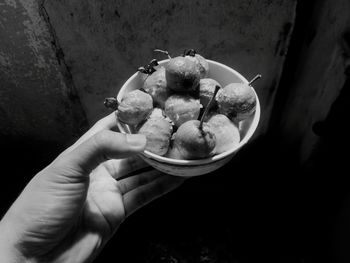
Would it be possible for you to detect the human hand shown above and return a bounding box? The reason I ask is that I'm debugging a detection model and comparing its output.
[0,113,184,263]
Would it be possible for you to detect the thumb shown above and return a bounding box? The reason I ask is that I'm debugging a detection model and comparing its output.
[54,131,146,174]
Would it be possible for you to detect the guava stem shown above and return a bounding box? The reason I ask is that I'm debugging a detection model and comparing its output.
[137,66,147,73]
[154,49,172,59]
[248,74,262,86]
[104,97,119,110]
[199,85,221,130]
[183,49,196,57]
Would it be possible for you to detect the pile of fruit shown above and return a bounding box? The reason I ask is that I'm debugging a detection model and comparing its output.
[105,49,260,160]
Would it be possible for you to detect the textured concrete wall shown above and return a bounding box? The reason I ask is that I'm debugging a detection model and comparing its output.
[276,0,350,162]
[0,0,87,143]
[0,0,297,143]
[43,0,296,134]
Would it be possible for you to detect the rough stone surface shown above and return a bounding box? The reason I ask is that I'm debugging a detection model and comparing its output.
[43,0,296,132]
[0,0,87,143]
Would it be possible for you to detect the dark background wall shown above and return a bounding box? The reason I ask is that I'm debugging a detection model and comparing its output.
[0,0,87,143]
[1,0,350,262]
[42,0,296,132]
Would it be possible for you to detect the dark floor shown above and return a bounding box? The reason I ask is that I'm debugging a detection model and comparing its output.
[1,125,349,263]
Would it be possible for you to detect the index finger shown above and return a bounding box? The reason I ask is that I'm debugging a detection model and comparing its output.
[102,155,150,179]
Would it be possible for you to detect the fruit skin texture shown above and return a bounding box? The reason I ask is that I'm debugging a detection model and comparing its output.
[172,120,216,160]
[186,54,209,78]
[165,144,183,159]
[143,66,170,108]
[207,114,240,154]
[216,83,256,121]
[138,109,173,156]
[165,56,201,93]
[117,90,153,125]
[148,107,164,119]
[199,78,222,108]
[164,95,201,128]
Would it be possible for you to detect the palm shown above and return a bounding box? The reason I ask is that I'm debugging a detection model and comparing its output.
[84,160,126,236]
[38,158,183,263]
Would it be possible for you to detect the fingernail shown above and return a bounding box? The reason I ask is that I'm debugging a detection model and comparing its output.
[126,134,146,148]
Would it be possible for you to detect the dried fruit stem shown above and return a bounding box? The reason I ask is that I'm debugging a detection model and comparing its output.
[138,59,159,75]
[248,74,262,86]
[199,85,220,130]
[154,49,172,59]
[183,49,196,57]
[104,97,118,110]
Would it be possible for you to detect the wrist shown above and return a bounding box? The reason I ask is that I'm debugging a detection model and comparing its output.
[0,218,30,263]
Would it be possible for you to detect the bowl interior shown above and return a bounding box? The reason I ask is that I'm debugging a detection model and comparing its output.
[117,59,260,166]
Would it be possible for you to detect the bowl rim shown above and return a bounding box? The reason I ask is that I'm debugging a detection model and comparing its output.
[117,59,260,166]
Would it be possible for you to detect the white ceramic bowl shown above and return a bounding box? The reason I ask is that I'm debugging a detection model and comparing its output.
[116,59,260,177]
